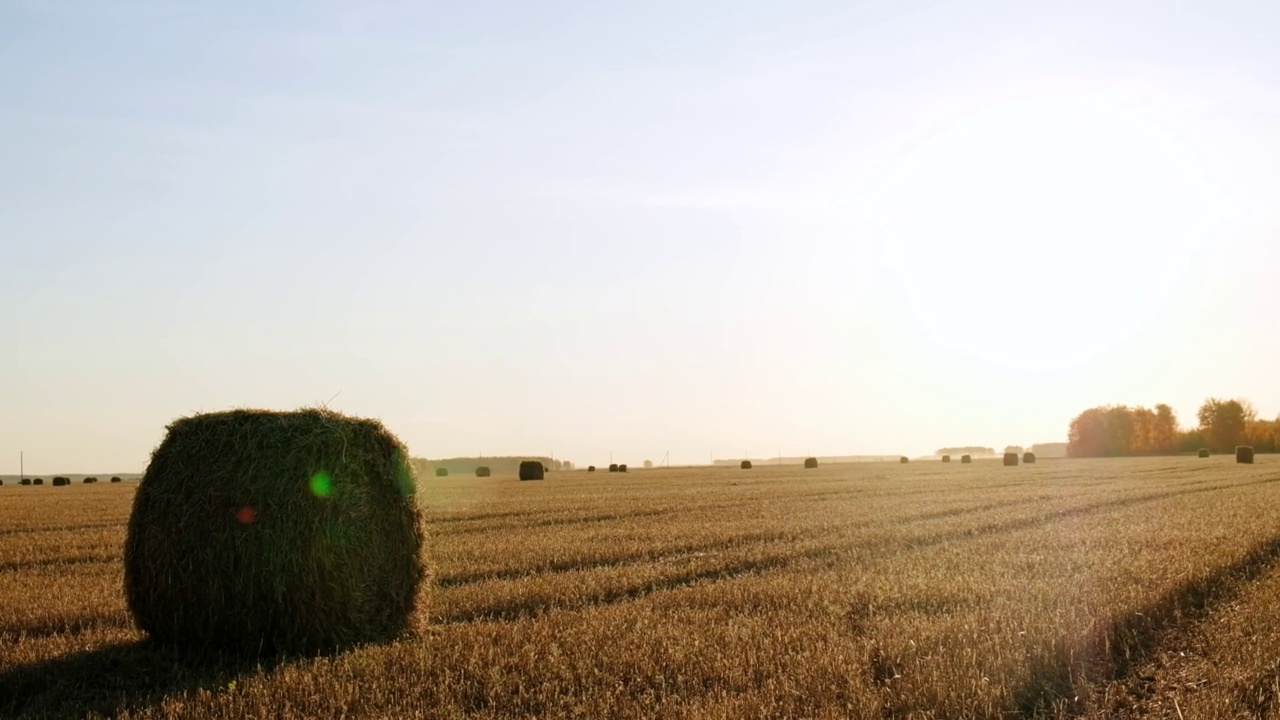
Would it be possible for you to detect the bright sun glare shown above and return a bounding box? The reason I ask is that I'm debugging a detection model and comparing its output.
[877,92,1204,377]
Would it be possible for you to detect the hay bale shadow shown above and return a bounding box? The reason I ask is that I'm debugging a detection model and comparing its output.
[0,639,294,719]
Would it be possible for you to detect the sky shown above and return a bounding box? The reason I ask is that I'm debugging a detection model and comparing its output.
[2,0,1278,473]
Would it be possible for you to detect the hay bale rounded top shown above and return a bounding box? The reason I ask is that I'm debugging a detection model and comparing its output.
[608,463,619,473]
[1198,448,1210,458]
[740,460,752,469]
[19,478,31,486]
[475,466,491,478]
[899,456,909,464]
[941,455,951,463]
[960,454,972,464]
[1003,452,1019,466]
[1236,446,1255,464]
[124,408,425,656]
[435,467,448,477]
[518,460,544,481]
[1022,451,1036,464]
[618,463,628,473]
[587,465,596,472]
[111,476,122,483]
[803,457,818,469]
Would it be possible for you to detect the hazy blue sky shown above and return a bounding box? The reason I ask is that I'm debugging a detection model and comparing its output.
[3,1,1278,473]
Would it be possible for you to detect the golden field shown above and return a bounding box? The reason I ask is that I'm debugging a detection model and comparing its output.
[2,456,1279,719]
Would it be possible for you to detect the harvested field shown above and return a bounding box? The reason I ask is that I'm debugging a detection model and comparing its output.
[2,457,1279,718]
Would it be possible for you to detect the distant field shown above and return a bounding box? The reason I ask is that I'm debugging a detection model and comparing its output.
[2,457,1279,719]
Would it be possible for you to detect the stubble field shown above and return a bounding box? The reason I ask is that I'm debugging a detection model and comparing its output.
[2,456,1279,719]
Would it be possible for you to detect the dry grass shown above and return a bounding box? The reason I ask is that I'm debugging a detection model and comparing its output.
[2,457,1280,718]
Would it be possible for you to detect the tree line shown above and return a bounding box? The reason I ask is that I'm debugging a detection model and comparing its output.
[1067,398,1278,457]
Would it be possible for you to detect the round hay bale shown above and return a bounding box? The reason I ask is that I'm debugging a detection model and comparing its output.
[518,460,544,481]
[123,408,425,656]
[1236,446,1255,464]
[111,476,122,483]
[20,478,31,486]
[803,457,818,469]
[1003,452,1019,466]
[474,466,491,478]
[587,465,596,472]
[960,454,972,464]
[1198,448,1210,458]
[899,456,909,464]
[1022,452,1036,464]
[608,463,619,473]
[740,460,752,469]
[618,464,628,473]
[86,476,98,483]
[33,478,43,485]
[941,455,951,463]
[0,479,3,486]
[434,467,448,477]
[56,476,71,486]
[83,477,93,484]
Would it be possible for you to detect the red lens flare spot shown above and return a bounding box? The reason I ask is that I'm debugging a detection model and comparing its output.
[236,506,258,524]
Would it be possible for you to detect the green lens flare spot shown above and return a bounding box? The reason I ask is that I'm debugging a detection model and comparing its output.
[310,471,333,498]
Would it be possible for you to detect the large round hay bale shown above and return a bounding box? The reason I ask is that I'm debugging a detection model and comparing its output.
[899,456,909,464]
[83,477,93,484]
[111,476,122,483]
[1003,452,1019,466]
[474,466,491,478]
[55,476,71,486]
[123,408,425,656]
[941,455,951,463]
[518,461,544,481]
[86,476,98,483]
[33,478,43,485]
[740,460,752,469]
[20,478,31,486]
[1022,452,1036,464]
[803,457,818,469]
[435,467,448,477]
[587,465,596,472]
[1236,446,1255,464]
[1198,448,1210,458]
[608,463,619,473]
[960,454,972,464]
[618,463,628,473]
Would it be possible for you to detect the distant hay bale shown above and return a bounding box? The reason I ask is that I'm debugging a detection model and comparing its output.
[941,455,951,463]
[434,467,448,477]
[1003,452,1019,467]
[475,466,491,477]
[608,463,619,473]
[1022,452,1036,464]
[587,465,596,472]
[899,456,909,464]
[960,455,972,464]
[618,464,628,473]
[741,460,752,469]
[20,478,31,486]
[518,461,544,481]
[803,457,818,469]
[111,476,122,483]
[1236,446,1255,464]
[123,408,425,656]
[1198,448,1210,458]
[52,477,70,487]
[34,478,44,485]
[83,477,93,484]
[86,476,99,483]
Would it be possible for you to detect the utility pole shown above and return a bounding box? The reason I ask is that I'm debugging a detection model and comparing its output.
[19,451,23,483]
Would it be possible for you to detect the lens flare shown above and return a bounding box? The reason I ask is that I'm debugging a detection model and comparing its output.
[310,471,333,498]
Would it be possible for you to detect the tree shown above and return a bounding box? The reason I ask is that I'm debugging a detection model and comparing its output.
[1153,404,1179,454]
[1198,398,1249,452]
